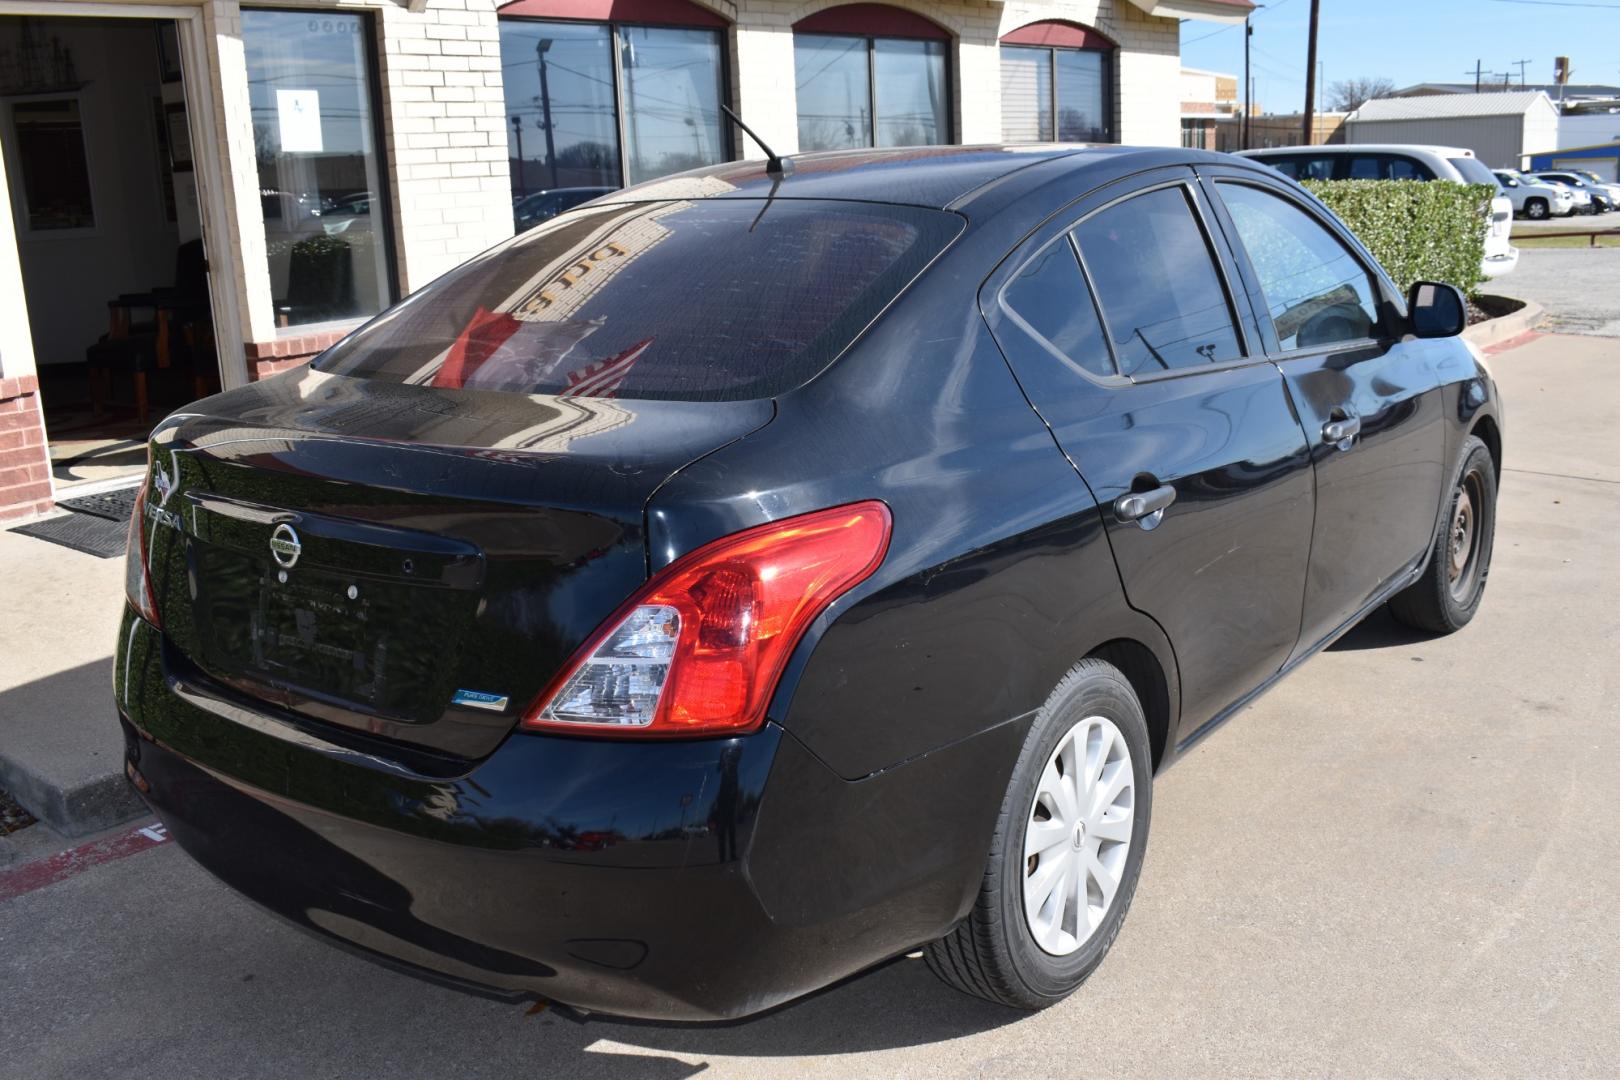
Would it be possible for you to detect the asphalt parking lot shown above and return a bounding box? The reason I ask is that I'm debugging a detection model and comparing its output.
[1496,246,1620,337]
[3,323,1618,1078]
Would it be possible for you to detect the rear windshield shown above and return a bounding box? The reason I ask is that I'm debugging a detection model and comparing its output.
[1447,157,1500,187]
[313,199,962,401]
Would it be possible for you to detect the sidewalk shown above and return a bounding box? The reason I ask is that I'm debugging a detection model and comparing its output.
[0,524,144,837]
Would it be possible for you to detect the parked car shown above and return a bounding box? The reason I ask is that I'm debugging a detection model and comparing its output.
[1237,144,1518,277]
[1493,169,1575,219]
[117,146,1502,1022]
[1530,171,1612,213]
[1567,169,1620,208]
[513,186,615,232]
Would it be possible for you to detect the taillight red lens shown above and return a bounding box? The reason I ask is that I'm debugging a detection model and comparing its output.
[523,500,892,737]
[123,481,161,626]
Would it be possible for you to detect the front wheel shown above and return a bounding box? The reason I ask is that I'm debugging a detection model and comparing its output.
[1525,198,1548,220]
[1389,434,1496,633]
[925,659,1152,1010]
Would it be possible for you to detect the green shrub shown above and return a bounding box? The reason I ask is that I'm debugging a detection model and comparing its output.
[1301,180,1496,298]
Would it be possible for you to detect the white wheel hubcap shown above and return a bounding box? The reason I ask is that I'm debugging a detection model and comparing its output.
[1022,715,1136,956]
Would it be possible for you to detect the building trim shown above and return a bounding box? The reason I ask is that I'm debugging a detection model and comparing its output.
[793,2,948,40]
[1000,19,1113,50]
[497,0,729,28]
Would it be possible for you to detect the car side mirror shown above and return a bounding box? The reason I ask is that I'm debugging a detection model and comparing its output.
[1407,281,1466,339]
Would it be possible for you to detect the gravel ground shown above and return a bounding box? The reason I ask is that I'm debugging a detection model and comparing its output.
[1493,247,1620,337]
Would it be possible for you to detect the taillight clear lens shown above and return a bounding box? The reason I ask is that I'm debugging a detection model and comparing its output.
[124,481,161,626]
[525,501,892,737]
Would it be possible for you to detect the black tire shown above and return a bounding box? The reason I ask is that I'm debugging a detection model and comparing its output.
[1525,197,1548,220]
[1389,435,1496,634]
[925,659,1153,1010]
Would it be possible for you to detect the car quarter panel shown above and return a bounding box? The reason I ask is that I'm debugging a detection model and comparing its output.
[645,236,1178,782]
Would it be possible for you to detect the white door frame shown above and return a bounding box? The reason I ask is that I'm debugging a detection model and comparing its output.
[0,0,249,388]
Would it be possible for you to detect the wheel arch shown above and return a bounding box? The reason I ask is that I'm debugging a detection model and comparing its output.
[1470,412,1502,481]
[1087,638,1171,771]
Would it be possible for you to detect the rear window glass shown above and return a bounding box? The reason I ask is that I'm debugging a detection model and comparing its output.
[1448,156,1499,187]
[314,199,961,401]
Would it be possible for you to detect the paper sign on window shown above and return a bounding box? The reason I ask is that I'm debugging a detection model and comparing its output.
[276,89,323,153]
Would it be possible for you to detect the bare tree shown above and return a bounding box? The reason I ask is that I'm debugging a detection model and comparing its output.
[1328,76,1397,112]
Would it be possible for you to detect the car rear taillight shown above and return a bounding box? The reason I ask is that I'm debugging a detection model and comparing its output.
[124,480,161,627]
[523,500,892,737]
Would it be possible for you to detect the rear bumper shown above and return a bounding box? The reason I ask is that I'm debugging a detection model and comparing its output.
[114,611,1013,1020]
[1481,245,1519,279]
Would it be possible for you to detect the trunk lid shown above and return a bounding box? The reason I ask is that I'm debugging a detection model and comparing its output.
[143,367,772,760]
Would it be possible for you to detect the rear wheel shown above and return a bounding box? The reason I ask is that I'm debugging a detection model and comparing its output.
[925,659,1152,1010]
[1389,435,1496,633]
[1525,197,1548,220]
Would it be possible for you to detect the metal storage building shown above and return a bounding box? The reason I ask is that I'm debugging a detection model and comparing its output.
[1344,91,1560,169]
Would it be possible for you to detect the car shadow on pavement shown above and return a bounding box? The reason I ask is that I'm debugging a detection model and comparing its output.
[1324,604,1439,652]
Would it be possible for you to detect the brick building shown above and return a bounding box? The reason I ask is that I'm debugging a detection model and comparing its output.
[0,0,1247,519]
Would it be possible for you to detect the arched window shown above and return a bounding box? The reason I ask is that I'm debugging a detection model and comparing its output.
[497,0,732,201]
[793,4,951,152]
[1000,21,1115,144]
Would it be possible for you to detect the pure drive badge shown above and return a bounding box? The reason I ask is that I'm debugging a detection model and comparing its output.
[452,689,510,712]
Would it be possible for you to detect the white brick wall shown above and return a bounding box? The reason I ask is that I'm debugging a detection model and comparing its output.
[377,0,516,294]
[723,0,1183,155]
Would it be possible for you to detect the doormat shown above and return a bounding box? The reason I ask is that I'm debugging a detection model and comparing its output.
[9,503,132,559]
[57,485,141,524]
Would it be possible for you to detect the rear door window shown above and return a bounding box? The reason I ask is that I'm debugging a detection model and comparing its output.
[1262,154,1337,181]
[1073,185,1243,376]
[1216,182,1381,351]
[314,199,962,401]
[1347,155,1433,181]
[997,239,1115,379]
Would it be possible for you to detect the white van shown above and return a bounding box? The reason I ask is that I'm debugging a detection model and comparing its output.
[1235,144,1518,279]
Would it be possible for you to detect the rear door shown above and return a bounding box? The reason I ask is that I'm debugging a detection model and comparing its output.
[982,167,1315,737]
[1200,167,1448,655]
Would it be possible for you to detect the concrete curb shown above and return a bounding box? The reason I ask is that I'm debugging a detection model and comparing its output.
[1464,295,1545,349]
[0,752,146,840]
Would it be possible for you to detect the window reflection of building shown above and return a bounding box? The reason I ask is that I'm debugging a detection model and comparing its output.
[497,1,731,197]
[242,10,393,328]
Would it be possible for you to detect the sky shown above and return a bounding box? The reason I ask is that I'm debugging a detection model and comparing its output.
[1179,0,1620,116]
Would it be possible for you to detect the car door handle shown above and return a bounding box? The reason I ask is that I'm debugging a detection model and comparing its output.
[1322,414,1361,450]
[1114,484,1177,530]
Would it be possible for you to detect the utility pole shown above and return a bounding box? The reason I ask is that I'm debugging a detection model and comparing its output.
[1243,13,1254,149]
[512,115,528,196]
[1470,59,1483,93]
[1301,0,1321,144]
[537,38,558,189]
[1512,58,1532,87]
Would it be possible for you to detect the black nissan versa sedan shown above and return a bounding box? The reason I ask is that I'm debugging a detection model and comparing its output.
[116,145,1501,1021]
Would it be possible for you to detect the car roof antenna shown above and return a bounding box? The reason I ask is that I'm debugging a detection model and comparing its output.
[721,104,793,177]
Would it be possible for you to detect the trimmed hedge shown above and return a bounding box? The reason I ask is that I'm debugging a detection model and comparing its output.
[1301,180,1496,298]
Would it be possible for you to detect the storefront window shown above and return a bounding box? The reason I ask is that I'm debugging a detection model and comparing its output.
[500,15,728,200]
[8,98,95,231]
[242,10,393,327]
[1000,23,1114,144]
[794,11,951,152]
